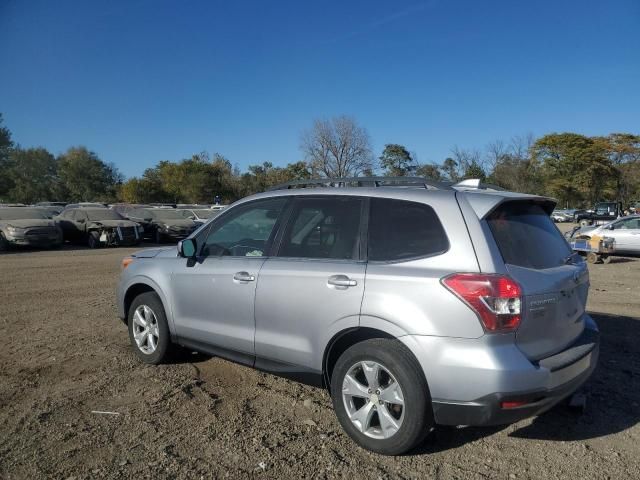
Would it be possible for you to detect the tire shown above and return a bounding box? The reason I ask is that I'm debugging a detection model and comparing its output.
[601,254,612,264]
[330,338,433,455]
[586,252,600,264]
[154,229,163,244]
[127,291,174,364]
[87,231,101,248]
[580,220,590,227]
[0,233,8,252]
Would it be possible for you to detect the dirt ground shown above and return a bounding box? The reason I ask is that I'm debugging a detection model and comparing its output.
[1,230,639,479]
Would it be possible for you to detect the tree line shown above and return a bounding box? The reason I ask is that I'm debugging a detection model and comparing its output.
[1,113,639,207]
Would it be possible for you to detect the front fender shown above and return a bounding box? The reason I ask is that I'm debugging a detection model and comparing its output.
[118,274,176,336]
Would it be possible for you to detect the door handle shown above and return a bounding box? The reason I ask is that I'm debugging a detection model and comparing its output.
[328,275,357,288]
[233,271,255,282]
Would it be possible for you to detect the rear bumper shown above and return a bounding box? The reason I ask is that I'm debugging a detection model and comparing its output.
[402,315,599,427]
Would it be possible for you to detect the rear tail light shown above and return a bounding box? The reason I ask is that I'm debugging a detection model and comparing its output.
[442,273,522,333]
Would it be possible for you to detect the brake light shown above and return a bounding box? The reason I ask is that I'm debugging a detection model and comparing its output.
[442,273,522,333]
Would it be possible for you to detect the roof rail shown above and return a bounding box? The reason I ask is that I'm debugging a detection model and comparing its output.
[268,176,450,191]
[452,178,505,192]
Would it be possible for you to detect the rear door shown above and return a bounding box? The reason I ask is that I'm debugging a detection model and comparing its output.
[254,195,366,373]
[486,201,589,360]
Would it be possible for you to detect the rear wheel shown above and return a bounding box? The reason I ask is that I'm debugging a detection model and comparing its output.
[586,252,600,264]
[127,291,174,364]
[601,254,612,264]
[330,338,433,455]
[580,219,591,227]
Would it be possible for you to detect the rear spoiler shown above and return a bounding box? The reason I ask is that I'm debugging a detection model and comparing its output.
[459,190,557,219]
[452,178,505,192]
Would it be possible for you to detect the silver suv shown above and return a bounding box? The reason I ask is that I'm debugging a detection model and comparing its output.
[116,177,599,455]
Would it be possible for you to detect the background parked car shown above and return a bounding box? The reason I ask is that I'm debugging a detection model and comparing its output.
[575,201,623,226]
[125,207,198,243]
[567,215,640,256]
[551,210,573,222]
[0,207,63,250]
[62,202,108,211]
[177,208,222,225]
[56,208,143,248]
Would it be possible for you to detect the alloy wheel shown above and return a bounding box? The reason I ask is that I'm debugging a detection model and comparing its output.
[132,305,160,354]
[341,361,405,439]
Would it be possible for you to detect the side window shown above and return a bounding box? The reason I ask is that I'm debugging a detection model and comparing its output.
[368,198,448,262]
[618,218,640,229]
[202,198,287,257]
[278,197,362,260]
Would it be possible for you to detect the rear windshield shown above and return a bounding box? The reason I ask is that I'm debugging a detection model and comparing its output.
[486,202,571,269]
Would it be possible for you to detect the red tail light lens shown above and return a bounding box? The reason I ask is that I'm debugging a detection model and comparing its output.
[442,273,522,332]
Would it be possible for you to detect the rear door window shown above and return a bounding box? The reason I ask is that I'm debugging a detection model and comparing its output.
[277,197,363,260]
[486,202,571,269]
[368,198,448,262]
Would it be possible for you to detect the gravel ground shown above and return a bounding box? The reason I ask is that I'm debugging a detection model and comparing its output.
[1,232,639,479]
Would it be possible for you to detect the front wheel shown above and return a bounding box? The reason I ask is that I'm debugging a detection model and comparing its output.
[0,233,8,251]
[87,231,101,248]
[127,291,174,364]
[330,338,433,455]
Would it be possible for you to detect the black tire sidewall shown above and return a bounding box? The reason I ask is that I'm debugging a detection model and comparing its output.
[330,338,433,455]
[127,291,172,364]
[155,229,162,244]
[88,231,100,248]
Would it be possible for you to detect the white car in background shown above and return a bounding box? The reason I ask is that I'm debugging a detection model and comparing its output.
[568,215,640,256]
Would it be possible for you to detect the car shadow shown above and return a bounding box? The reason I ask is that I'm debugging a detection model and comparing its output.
[407,312,640,454]
[605,256,637,264]
[510,312,640,441]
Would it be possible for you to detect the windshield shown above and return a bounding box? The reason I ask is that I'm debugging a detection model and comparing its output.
[0,208,49,220]
[487,202,571,269]
[151,209,185,220]
[85,209,124,221]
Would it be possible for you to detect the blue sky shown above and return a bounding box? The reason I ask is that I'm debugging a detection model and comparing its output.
[1,0,638,178]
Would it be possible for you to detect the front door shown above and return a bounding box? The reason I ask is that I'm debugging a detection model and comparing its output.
[254,195,366,374]
[170,197,289,358]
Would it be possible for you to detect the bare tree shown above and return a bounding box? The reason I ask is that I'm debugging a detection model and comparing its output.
[300,116,374,178]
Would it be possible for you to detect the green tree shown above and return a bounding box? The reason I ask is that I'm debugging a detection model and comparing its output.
[463,160,486,181]
[5,148,57,203]
[0,114,15,200]
[533,133,615,206]
[379,144,415,176]
[441,157,459,181]
[57,147,123,202]
[415,163,442,181]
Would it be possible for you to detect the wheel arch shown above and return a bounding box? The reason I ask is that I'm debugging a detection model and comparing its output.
[322,327,397,389]
[122,279,172,330]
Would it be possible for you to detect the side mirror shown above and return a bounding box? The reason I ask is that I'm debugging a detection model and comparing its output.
[178,238,197,258]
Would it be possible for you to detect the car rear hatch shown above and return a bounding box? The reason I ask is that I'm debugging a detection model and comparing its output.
[485,200,589,361]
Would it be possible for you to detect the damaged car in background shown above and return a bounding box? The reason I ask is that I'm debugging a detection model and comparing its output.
[125,207,198,243]
[0,207,63,251]
[56,208,143,248]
